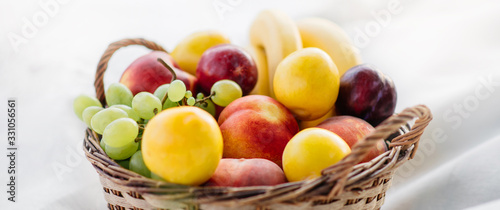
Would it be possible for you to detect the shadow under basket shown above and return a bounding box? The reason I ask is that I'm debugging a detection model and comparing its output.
[83,38,433,210]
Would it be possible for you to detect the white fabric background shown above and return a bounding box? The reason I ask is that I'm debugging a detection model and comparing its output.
[0,0,499,209]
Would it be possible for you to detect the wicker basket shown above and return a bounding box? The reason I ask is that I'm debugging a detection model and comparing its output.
[83,38,433,210]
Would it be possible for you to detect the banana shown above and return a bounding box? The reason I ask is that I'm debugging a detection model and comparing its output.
[249,10,302,98]
[245,45,270,96]
[296,17,362,76]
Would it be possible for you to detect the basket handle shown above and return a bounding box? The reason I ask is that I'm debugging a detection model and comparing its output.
[94,38,167,106]
[322,104,432,198]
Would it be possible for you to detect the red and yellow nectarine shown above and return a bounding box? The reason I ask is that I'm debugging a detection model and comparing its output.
[218,95,299,167]
[120,51,197,95]
[316,115,387,163]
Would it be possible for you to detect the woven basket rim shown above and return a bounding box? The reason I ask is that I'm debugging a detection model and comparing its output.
[85,38,433,209]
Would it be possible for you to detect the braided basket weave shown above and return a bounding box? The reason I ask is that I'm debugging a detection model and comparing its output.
[83,38,433,210]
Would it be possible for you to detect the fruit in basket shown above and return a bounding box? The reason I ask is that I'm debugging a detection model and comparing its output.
[316,116,387,163]
[210,80,242,107]
[167,80,187,102]
[194,92,217,117]
[116,159,130,169]
[150,172,165,181]
[153,84,179,110]
[186,97,196,106]
[249,9,302,98]
[282,128,351,182]
[110,105,140,122]
[131,92,162,120]
[73,94,102,120]
[99,118,140,161]
[81,106,104,128]
[171,30,231,75]
[104,141,139,160]
[102,118,139,148]
[218,95,299,167]
[105,83,134,106]
[335,64,397,126]
[204,158,286,187]
[90,107,128,134]
[299,109,335,130]
[196,44,258,95]
[120,51,197,95]
[129,150,151,177]
[185,91,193,99]
[142,106,223,186]
[296,17,362,76]
[274,47,340,121]
[100,139,106,151]
[196,101,216,117]
[245,45,269,95]
[153,84,170,101]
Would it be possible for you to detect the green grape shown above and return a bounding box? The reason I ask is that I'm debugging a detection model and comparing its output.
[104,141,139,160]
[129,150,151,177]
[82,106,103,128]
[187,97,196,106]
[105,83,133,106]
[100,140,106,152]
[102,118,139,148]
[210,80,242,107]
[196,92,205,99]
[150,172,165,181]
[132,92,162,120]
[110,105,140,122]
[195,99,216,117]
[90,107,128,134]
[168,80,186,102]
[153,84,180,110]
[73,94,102,120]
[116,158,130,169]
[153,84,170,100]
[162,98,178,110]
[185,90,193,99]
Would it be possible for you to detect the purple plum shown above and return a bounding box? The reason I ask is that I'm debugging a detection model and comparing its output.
[335,64,397,126]
[196,44,258,95]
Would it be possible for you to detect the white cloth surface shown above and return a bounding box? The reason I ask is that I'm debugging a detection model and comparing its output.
[1,0,499,209]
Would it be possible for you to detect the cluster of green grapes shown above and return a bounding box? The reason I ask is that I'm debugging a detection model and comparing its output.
[74,79,242,178]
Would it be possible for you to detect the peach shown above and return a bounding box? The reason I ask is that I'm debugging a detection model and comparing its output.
[120,51,197,95]
[316,116,387,163]
[204,158,287,187]
[218,95,299,167]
